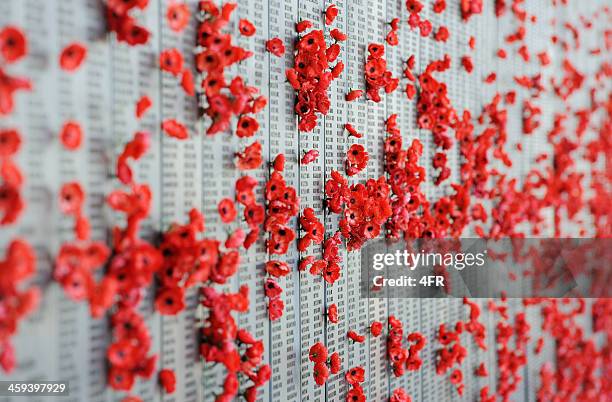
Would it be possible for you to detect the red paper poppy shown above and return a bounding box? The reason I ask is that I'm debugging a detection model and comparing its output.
[309,342,328,363]
[159,368,176,393]
[218,198,237,223]
[370,321,383,337]
[301,149,319,165]
[236,116,259,138]
[267,297,284,320]
[161,119,188,139]
[264,278,283,299]
[345,90,363,101]
[0,129,21,157]
[327,303,338,323]
[345,366,365,385]
[265,260,291,277]
[0,26,27,63]
[159,48,184,76]
[313,362,329,386]
[155,286,185,315]
[329,352,341,374]
[59,121,83,150]
[265,38,285,57]
[166,3,190,32]
[59,43,87,72]
[135,95,152,119]
[325,4,338,25]
[180,68,195,96]
[330,28,347,41]
[59,182,84,216]
[239,19,256,37]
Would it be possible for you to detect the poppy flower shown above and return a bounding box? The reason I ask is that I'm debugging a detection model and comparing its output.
[236,141,263,170]
[108,366,135,391]
[347,386,366,402]
[159,368,176,393]
[159,48,184,76]
[345,90,362,101]
[330,28,347,41]
[390,388,412,402]
[218,198,237,223]
[264,278,283,299]
[59,182,84,216]
[236,116,259,138]
[345,366,365,385]
[180,68,195,96]
[161,119,188,139]
[265,260,291,277]
[239,19,256,36]
[301,149,319,165]
[327,303,338,323]
[166,3,190,32]
[225,228,245,249]
[461,56,473,73]
[309,342,328,363]
[386,30,398,46]
[265,38,285,57]
[449,369,463,384]
[59,43,87,71]
[344,123,362,138]
[434,26,449,42]
[59,121,83,150]
[313,362,329,386]
[0,26,27,63]
[0,129,21,157]
[268,297,284,320]
[155,286,185,315]
[273,154,285,172]
[347,330,365,343]
[370,321,383,337]
[329,352,341,374]
[135,95,152,119]
[325,4,338,25]
[296,20,313,33]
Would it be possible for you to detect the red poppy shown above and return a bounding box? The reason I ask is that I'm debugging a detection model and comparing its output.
[268,297,284,320]
[325,4,338,25]
[166,3,190,32]
[265,38,285,57]
[345,90,362,101]
[301,149,319,165]
[159,368,176,393]
[347,330,365,343]
[135,95,152,119]
[239,19,256,36]
[330,28,347,41]
[159,48,184,76]
[0,129,21,157]
[59,43,87,71]
[108,366,135,391]
[181,68,195,96]
[59,182,84,216]
[461,56,473,73]
[264,278,283,299]
[449,369,463,384]
[327,303,338,323]
[309,342,328,363]
[236,141,263,170]
[236,116,259,138]
[296,20,313,33]
[225,228,245,249]
[390,388,412,402]
[370,321,383,337]
[155,286,185,315]
[265,260,291,277]
[329,352,341,374]
[345,366,365,385]
[434,26,449,42]
[218,198,237,223]
[313,362,329,386]
[344,123,362,138]
[273,154,285,172]
[161,119,188,139]
[0,26,27,63]
[347,386,366,402]
[59,121,83,150]
[386,30,398,46]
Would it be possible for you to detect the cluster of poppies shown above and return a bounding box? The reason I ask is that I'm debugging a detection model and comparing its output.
[460,0,484,21]
[435,323,467,395]
[308,341,341,386]
[364,43,398,103]
[286,16,344,132]
[262,159,299,320]
[200,286,271,401]
[463,297,487,350]
[298,207,324,251]
[405,0,433,37]
[195,2,267,137]
[343,366,366,400]
[386,316,426,377]
[0,240,39,373]
[300,231,343,284]
[105,0,151,46]
[0,26,31,117]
